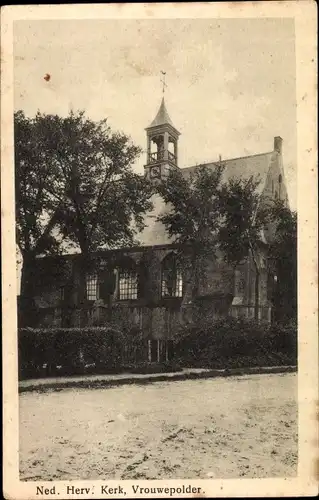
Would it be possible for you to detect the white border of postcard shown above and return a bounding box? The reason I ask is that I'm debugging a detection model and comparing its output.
[1,2,318,498]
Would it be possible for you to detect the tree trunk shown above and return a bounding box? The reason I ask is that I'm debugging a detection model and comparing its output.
[191,253,199,301]
[19,253,38,327]
[249,245,260,321]
[180,247,201,328]
[254,269,260,321]
[180,249,198,308]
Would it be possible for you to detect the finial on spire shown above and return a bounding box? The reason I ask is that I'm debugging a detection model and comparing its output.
[160,70,167,95]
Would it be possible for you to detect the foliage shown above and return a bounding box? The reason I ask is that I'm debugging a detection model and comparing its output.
[268,201,297,321]
[18,317,297,380]
[15,111,62,259]
[15,109,153,256]
[156,167,273,317]
[172,316,297,368]
[156,167,270,267]
[217,176,270,265]
[157,165,224,251]
[217,176,275,320]
[18,326,147,379]
[15,110,63,325]
[156,165,224,299]
[15,110,153,325]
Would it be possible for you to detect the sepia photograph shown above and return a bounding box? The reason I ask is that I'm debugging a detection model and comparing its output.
[2,2,318,499]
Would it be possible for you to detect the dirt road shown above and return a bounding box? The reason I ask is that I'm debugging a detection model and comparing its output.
[19,373,297,480]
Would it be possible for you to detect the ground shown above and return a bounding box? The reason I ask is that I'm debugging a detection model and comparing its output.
[19,373,297,480]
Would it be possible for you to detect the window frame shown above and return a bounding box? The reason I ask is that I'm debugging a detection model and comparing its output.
[86,274,99,301]
[118,267,139,301]
[116,258,140,301]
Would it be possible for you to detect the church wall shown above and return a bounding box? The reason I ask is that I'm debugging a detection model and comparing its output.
[261,138,288,207]
[261,142,290,244]
[30,241,272,337]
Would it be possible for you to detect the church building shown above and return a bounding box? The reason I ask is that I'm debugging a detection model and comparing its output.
[29,97,289,362]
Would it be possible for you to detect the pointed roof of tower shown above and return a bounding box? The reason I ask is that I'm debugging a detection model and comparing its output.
[147,97,177,129]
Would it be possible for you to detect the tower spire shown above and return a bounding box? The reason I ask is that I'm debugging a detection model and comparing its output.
[148,98,175,129]
[160,70,167,95]
[144,91,180,182]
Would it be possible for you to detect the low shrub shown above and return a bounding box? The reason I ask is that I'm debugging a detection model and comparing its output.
[171,316,297,369]
[18,326,147,380]
[18,318,297,380]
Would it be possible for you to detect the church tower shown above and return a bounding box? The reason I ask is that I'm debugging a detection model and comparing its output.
[144,97,180,181]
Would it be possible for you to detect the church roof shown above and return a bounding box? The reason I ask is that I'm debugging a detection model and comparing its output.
[147,97,177,129]
[183,151,275,195]
[138,150,277,247]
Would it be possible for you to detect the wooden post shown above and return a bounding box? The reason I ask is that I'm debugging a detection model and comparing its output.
[164,132,169,161]
[148,339,152,363]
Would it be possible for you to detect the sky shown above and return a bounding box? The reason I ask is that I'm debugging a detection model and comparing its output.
[14,18,296,208]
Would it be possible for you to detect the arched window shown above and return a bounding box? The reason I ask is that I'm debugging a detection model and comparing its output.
[278,174,282,184]
[149,134,164,163]
[161,253,183,298]
[118,258,138,300]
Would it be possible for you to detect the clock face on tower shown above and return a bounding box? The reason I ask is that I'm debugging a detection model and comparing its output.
[150,165,161,179]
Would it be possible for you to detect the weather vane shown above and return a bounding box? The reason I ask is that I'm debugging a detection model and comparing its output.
[160,70,167,95]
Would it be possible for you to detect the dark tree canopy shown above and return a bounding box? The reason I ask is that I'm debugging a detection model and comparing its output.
[15,109,152,325]
[15,110,62,259]
[268,201,297,322]
[217,176,270,266]
[156,165,225,301]
[156,165,296,321]
[156,167,270,267]
[157,165,224,253]
[15,109,152,257]
[16,110,152,254]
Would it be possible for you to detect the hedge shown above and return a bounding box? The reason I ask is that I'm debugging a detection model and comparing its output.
[18,326,148,379]
[18,318,297,380]
[172,316,297,368]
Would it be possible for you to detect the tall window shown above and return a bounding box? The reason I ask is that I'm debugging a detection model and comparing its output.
[161,253,183,298]
[118,259,138,300]
[86,274,98,301]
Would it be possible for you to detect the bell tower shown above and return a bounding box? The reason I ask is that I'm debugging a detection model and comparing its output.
[144,97,180,181]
